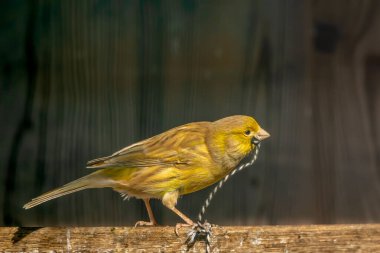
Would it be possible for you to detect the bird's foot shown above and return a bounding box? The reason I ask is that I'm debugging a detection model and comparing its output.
[175,222,193,236]
[185,221,213,253]
[134,220,157,227]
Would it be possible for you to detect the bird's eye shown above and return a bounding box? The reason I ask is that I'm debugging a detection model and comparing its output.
[244,130,251,136]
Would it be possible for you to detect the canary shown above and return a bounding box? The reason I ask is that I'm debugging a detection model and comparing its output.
[23,115,269,228]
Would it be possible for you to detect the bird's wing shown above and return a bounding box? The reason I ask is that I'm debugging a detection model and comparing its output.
[86,122,211,169]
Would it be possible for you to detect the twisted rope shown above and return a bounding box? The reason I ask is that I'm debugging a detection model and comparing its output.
[197,143,261,222]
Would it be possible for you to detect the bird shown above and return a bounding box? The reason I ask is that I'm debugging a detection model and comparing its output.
[23,115,270,231]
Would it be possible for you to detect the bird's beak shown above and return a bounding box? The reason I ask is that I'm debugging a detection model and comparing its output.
[251,128,270,145]
[257,128,270,141]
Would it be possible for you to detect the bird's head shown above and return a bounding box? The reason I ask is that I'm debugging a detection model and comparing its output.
[208,115,270,169]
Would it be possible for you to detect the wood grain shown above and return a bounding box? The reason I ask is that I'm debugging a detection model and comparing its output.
[1,224,380,252]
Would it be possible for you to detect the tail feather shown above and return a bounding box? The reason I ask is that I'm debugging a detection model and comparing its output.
[23,172,107,209]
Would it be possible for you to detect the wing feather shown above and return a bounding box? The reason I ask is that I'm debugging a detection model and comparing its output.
[86,122,211,169]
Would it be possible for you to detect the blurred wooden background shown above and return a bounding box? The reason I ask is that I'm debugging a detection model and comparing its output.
[0,0,379,227]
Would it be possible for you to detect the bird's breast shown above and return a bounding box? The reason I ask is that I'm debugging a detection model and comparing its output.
[179,165,229,195]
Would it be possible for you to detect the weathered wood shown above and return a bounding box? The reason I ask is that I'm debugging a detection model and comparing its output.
[1,224,379,252]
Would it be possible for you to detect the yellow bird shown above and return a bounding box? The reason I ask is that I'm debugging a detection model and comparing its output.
[24,115,270,229]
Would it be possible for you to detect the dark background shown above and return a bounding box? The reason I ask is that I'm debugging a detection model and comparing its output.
[1,0,380,227]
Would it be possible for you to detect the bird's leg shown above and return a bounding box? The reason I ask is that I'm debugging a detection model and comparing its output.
[171,206,194,235]
[162,191,194,235]
[135,198,158,227]
[143,198,158,225]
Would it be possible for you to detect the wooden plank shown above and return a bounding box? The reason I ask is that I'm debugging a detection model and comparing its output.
[1,224,379,252]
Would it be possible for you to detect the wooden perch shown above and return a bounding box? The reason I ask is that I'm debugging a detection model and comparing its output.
[1,224,379,252]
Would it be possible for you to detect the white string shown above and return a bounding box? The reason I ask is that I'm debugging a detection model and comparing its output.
[197,143,261,222]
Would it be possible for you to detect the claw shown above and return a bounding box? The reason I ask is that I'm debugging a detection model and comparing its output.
[175,223,193,236]
[134,221,157,227]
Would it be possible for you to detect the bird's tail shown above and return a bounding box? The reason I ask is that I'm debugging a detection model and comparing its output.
[23,170,111,209]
